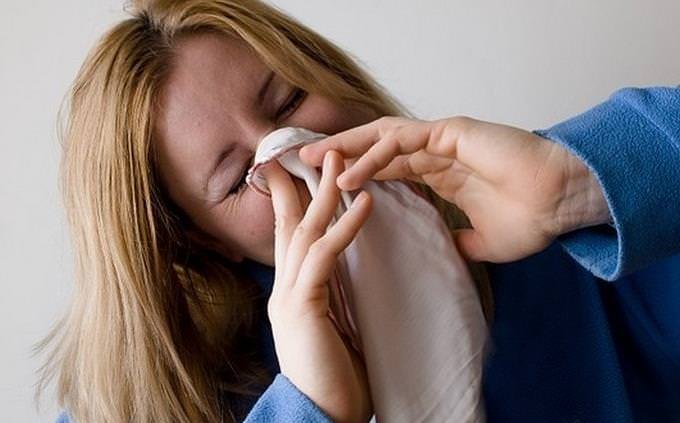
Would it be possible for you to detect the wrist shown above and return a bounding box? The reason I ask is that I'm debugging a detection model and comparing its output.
[554,149,612,235]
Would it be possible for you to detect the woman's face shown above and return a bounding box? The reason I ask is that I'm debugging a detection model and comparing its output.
[154,32,378,266]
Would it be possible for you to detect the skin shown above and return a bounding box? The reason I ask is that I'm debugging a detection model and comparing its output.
[300,116,611,262]
[153,32,376,422]
[153,31,610,422]
[153,32,378,265]
[263,155,374,422]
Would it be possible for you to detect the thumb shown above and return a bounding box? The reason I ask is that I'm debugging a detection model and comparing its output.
[262,161,294,196]
[453,229,487,262]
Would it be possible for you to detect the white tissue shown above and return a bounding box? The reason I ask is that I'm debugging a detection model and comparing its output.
[247,127,488,423]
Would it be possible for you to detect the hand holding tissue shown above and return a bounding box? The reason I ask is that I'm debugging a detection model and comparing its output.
[247,127,488,422]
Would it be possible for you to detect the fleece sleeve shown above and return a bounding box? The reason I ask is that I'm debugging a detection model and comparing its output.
[243,373,333,422]
[55,412,70,423]
[534,86,680,281]
[54,375,331,423]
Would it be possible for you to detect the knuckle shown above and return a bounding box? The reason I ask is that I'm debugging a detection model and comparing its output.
[267,298,281,319]
[377,115,397,131]
[293,222,309,235]
[308,239,331,257]
[404,155,418,177]
[275,211,301,227]
[292,223,308,240]
[296,220,324,239]
[267,294,294,324]
[449,115,474,131]
[368,153,385,171]
[377,115,393,124]
[383,127,400,140]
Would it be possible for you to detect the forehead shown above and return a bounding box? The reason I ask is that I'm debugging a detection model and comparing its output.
[156,32,266,134]
[152,32,268,202]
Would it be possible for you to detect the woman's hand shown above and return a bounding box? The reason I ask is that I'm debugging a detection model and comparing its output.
[299,116,611,263]
[262,150,373,423]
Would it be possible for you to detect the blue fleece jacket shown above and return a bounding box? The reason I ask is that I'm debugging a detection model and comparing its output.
[57,86,680,422]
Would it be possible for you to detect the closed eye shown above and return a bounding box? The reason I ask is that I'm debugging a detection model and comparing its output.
[227,166,248,196]
[224,88,305,199]
[276,88,307,120]
[227,157,252,196]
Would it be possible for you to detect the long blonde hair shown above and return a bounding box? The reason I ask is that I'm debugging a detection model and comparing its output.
[38,1,491,421]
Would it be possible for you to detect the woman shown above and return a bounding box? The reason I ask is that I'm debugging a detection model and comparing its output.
[42,0,680,422]
[42,1,488,421]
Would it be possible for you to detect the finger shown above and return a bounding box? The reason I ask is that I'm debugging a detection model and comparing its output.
[337,121,433,190]
[295,190,373,295]
[453,229,487,262]
[263,161,303,277]
[403,150,453,177]
[298,116,409,167]
[300,151,344,234]
[283,150,345,286]
[369,150,450,183]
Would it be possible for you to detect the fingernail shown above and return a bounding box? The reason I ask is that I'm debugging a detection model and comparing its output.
[323,150,334,168]
[337,171,352,189]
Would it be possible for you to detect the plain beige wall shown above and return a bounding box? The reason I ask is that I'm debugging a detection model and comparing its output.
[1,1,678,421]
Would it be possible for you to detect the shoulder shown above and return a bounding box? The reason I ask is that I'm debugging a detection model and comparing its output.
[56,411,70,423]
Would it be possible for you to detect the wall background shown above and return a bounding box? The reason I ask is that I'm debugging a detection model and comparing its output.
[1,1,678,421]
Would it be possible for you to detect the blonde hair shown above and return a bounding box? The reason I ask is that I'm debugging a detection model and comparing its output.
[38,1,491,421]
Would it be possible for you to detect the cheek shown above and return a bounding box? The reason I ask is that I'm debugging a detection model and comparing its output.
[214,178,310,263]
[204,187,275,257]
[235,176,310,231]
[209,172,311,249]
[234,188,275,240]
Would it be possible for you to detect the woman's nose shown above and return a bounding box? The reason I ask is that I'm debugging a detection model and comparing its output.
[246,124,281,153]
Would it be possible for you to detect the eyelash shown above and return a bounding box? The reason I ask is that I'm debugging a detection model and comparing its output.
[277,88,307,120]
[227,163,249,196]
[225,88,307,198]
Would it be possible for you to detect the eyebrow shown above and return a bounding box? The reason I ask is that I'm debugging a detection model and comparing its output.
[204,70,275,194]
